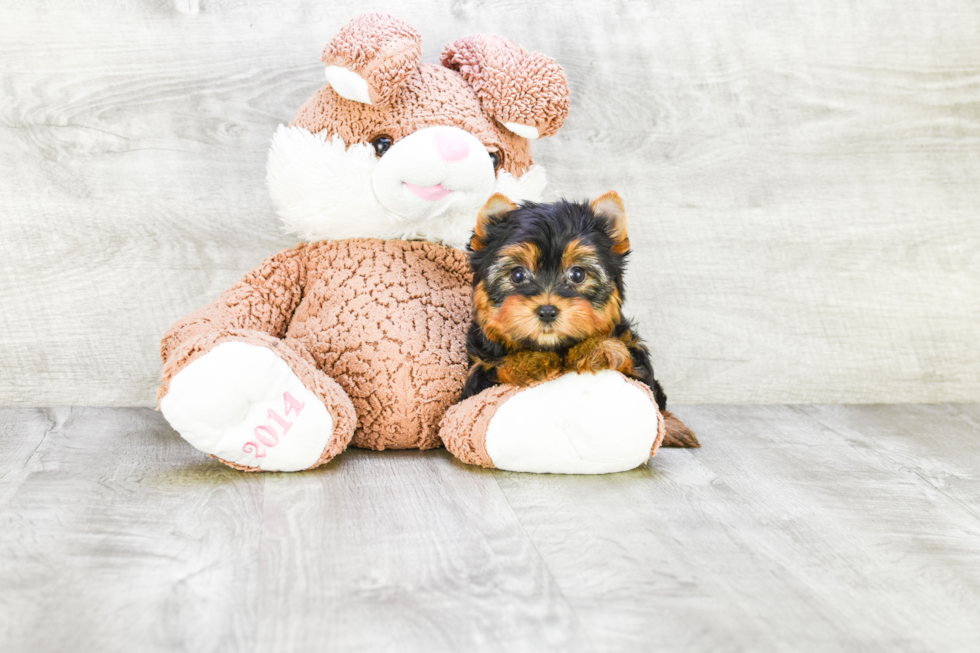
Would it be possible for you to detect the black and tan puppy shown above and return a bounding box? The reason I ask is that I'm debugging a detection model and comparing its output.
[461,192,698,447]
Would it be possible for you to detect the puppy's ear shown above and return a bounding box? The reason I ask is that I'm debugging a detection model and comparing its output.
[321,13,422,106]
[471,194,518,251]
[590,191,630,255]
[441,35,570,140]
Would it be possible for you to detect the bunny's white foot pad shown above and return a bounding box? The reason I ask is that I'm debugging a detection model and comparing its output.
[485,371,661,474]
[160,342,334,472]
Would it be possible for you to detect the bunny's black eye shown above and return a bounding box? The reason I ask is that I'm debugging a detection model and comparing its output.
[488,151,501,171]
[568,266,587,284]
[372,136,393,157]
[510,267,528,284]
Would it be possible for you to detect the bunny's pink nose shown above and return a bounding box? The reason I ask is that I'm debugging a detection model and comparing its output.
[433,129,470,161]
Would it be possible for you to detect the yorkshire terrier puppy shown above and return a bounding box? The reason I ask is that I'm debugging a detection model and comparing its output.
[461,192,699,447]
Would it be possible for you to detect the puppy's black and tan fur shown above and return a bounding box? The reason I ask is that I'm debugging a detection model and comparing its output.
[462,192,699,448]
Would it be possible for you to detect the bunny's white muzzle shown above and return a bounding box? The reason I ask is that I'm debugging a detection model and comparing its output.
[372,126,497,223]
[266,125,547,250]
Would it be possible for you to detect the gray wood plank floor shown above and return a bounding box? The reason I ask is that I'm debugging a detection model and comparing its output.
[1,405,978,652]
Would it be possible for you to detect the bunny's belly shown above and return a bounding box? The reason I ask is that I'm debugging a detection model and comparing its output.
[286,238,473,450]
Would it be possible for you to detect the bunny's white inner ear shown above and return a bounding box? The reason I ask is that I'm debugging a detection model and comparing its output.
[503,122,540,140]
[324,66,373,105]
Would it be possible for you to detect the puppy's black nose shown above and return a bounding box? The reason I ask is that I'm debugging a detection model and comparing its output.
[536,305,559,323]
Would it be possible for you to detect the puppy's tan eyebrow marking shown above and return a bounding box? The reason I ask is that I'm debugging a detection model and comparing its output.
[561,239,598,269]
[497,242,540,272]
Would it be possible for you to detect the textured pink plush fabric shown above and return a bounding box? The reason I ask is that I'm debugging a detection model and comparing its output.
[161,240,472,451]
[625,377,667,455]
[321,13,423,107]
[292,62,535,177]
[442,35,571,138]
[294,12,571,177]
[440,384,522,468]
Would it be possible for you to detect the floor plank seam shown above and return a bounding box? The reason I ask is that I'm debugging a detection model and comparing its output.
[489,469,601,653]
[793,405,980,523]
[0,407,66,516]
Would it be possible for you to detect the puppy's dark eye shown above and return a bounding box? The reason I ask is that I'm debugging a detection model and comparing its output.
[568,266,587,284]
[510,267,528,284]
[488,151,501,171]
[372,136,393,157]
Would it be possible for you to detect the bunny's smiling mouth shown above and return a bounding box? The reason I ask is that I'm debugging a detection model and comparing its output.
[403,182,453,201]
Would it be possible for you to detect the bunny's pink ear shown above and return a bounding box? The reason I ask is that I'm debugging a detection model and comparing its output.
[321,12,422,106]
[441,35,570,139]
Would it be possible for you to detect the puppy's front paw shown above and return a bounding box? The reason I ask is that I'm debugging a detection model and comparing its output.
[567,336,633,375]
[496,350,563,386]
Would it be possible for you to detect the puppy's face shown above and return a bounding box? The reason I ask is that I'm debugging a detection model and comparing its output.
[469,193,631,351]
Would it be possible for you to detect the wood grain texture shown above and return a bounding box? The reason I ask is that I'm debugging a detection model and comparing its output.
[1,0,979,405]
[0,408,266,653]
[253,449,589,652]
[496,403,980,652]
[2,405,979,651]
[0,408,590,653]
[0,408,57,514]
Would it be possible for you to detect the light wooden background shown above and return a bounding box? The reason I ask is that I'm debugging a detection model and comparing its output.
[1,0,978,406]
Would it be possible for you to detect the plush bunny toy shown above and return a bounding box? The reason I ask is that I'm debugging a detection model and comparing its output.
[159,12,677,474]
